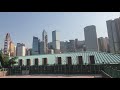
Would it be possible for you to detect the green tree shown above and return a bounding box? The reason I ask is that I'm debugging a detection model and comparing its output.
[8,56,18,66]
[0,52,18,68]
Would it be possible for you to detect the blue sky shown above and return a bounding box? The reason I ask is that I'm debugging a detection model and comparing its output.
[0,12,120,49]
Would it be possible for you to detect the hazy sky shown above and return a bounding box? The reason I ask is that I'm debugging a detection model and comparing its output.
[0,12,120,49]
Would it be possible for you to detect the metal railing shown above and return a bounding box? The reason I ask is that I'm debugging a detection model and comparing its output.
[6,64,120,77]
[103,66,120,78]
[7,64,105,75]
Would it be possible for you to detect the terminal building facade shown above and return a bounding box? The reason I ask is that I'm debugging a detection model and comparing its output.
[14,51,120,66]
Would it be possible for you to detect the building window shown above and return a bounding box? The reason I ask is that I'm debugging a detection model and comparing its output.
[78,56,83,65]
[67,57,72,65]
[89,55,95,64]
[19,59,23,66]
[57,57,62,65]
[35,58,39,66]
[42,58,47,65]
[5,42,7,44]
[26,59,31,66]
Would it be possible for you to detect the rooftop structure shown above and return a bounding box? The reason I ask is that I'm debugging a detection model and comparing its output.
[14,51,120,66]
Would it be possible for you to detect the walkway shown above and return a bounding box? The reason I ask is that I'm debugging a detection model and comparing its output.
[0,74,102,78]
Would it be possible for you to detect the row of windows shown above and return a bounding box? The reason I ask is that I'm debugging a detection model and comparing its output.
[18,56,95,66]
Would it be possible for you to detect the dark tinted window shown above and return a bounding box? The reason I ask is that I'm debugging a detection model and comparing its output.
[57,57,62,65]
[42,58,47,65]
[67,57,72,65]
[78,56,83,64]
[27,59,31,66]
[35,58,39,66]
[89,56,95,64]
[19,59,23,66]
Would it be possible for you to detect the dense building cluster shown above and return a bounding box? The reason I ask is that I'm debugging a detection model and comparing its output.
[3,16,120,57]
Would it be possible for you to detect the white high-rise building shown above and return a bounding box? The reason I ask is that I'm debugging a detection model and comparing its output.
[84,25,98,51]
[16,43,26,56]
[42,30,48,54]
[52,30,60,49]
[106,18,120,53]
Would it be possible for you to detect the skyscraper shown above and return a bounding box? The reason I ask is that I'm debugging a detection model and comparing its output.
[106,18,120,53]
[4,33,11,55]
[4,33,16,56]
[98,37,110,52]
[42,30,48,54]
[9,41,16,56]
[16,43,26,56]
[32,36,40,55]
[84,25,98,51]
[52,30,60,53]
[104,37,110,52]
[98,37,104,52]
[75,39,78,49]
[40,41,45,54]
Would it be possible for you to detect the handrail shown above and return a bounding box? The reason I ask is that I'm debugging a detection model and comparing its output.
[101,70,112,78]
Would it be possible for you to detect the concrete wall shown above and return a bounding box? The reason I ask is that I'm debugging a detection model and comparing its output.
[0,71,8,77]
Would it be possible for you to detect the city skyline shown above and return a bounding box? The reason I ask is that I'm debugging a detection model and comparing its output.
[0,12,120,49]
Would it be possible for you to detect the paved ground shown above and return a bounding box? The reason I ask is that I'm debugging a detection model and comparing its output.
[0,75,102,78]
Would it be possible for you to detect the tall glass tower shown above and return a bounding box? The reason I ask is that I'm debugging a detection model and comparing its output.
[32,36,40,55]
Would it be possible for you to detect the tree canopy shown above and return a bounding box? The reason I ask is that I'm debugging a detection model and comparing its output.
[0,52,18,68]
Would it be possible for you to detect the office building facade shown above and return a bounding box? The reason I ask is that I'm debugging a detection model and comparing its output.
[26,48,32,56]
[16,43,26,56]
[84,25,98,51]
[106,18,120,53]
[4,33,16,56]
[66,40,76,52]
[32,36,40,55]
[4,33,11,55]
[42,30,48,54]
[9,41,16,56]
[48,42,53,49]
[40,41,45,54]
[52,30,60,53]
[60,41,67,53]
